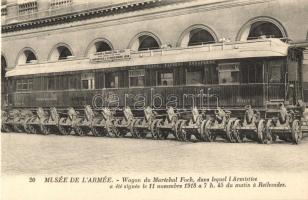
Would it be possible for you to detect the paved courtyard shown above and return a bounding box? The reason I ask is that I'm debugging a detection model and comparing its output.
[1,132,308,175]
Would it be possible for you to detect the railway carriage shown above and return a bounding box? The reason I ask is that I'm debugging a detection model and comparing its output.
[2,38,307,143]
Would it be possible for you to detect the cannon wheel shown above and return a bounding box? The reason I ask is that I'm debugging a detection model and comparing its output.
[24,118,35,134]
[233,120,243,143]
[13,124,23,133]
[151,119,160,139]
[75,126,86,136]
[226,118,237,143]
[179,120,191,142]
[1,124,11,132]
[40,124,50,135]
[91,127,101,137]
[131,119,140,138]
[173,120,184,141]
[204,120,216,142]
[28,124,38,134]
[257,119,267,144]
[133,119,147,139]
[157,122,169,140]
[265,120,274,144]
[58,118,71,135]
[200,120,208,142]
[291,119,302,144]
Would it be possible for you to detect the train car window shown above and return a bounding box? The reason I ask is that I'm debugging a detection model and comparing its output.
[218,63,240,84]
[204,64,218,84]
[241,61,263,83]
[105,72,119,88]
[157,69,173,86]
[81,73,95,90]
[16,80,22,91]
[129,69,145,87]
[16,79,33,91]
[28,79,33,90]
[268,60,283,83]
[186,67,203,85]
[69,75,78,89]
[48,77,55,90]
[95,72,105,89]
[58,75,69,90]
[288,61,298,81]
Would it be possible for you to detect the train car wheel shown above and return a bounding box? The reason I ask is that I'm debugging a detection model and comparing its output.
[226,118,236,143]
[291,120,301,144]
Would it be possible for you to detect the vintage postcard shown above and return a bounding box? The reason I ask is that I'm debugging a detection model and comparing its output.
[1,0,308,199]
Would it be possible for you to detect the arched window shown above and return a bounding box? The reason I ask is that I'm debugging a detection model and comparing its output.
[129,32,161,51]
[17,49,38,65]
[178,25,218,47]
[247,21,283,40]
[95,41,112,52]
[85,39,113,57]
[58,46,72,60]
[49,44,74,61]
[188,28,215,46]
[236,17,287,41]
[138,35,160,51]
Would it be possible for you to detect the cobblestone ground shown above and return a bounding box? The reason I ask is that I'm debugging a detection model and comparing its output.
[1,132,308,175]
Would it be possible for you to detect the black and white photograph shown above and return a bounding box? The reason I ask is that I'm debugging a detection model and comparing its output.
[1,0,308,199]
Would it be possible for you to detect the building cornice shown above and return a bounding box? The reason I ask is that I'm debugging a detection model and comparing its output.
[1,0,189,33]
[1,0,274,38]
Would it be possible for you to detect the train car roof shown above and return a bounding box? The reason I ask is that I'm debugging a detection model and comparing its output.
[6,38,291,77]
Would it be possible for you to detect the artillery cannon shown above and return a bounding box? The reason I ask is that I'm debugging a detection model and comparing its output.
[178,107,205,142]
[26,107,51,134]
[4,109,33,133]
[58,107,78,135]
[232,105,267,143]
[92,107,118,137]
[112,106,135,137]
[41,107,61,134]
[132,106,157,138]
[266,103,302,144]
[73,105,95,136]
[203,107,236,142]
[1,110,12,132]
[154,107,182,140]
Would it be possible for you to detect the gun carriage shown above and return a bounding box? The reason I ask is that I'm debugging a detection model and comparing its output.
[152,107,183,140]
[131,106,157,138]
[266,102,303,144]
[232,105,267,143]
[202,107,237,142]
[178,107,205,142]
[112,107,135,137]
[91,107,118,137]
